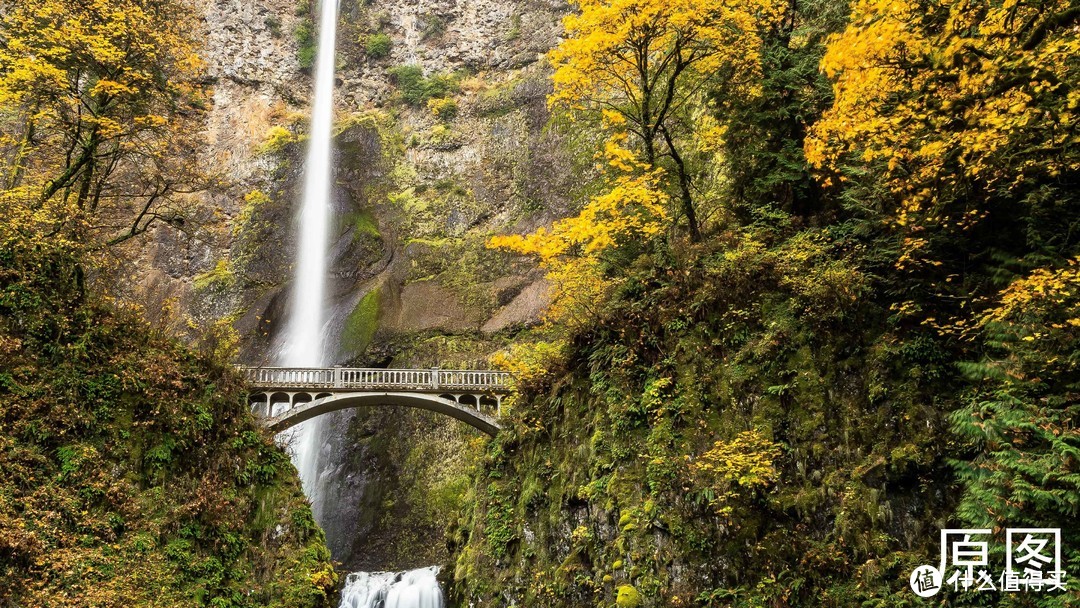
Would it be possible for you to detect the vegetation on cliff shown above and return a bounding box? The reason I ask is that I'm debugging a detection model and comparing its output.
[0,230,337,606]
[2,0,1078,604]
[0,0,336,604]
[454,0,1079,605]
[0,0,212,249]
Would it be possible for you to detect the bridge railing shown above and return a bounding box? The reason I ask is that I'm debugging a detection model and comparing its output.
[240,366,512,393]
[243,367,336,388]
[437,369,512,391]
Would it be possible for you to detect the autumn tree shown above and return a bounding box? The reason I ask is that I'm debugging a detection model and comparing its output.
[0,0,210,247]
[805,0,1079,269]
[489,139,668,328]
[548,0,784,241]
[808,1,1080,581]
[490,0,785,373]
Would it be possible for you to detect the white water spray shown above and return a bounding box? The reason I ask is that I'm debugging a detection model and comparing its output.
[339,567,444,608]
[280,0,339,520]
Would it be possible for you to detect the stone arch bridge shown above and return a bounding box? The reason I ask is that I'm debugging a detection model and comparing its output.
[241,367,512,436]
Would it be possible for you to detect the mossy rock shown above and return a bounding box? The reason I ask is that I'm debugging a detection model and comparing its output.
[616,585,642,608]
[346,209,381,241]
[342,286,382,354]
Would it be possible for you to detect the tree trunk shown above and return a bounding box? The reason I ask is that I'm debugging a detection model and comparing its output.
[661,126,701,242]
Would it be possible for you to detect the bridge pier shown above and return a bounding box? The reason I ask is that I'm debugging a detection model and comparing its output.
[250,391,319,418]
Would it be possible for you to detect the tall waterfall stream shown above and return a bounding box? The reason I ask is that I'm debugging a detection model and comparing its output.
[278,0,445,604]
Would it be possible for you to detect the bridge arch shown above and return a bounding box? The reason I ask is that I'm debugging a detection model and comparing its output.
[264,391,501,436]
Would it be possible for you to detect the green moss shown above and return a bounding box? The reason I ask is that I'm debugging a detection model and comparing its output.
[346,209,380,241]
[404,236,449,248]
[234,190,269,238]
[616,585,642,607]
[341,287,382,354]
[403,235,503,313]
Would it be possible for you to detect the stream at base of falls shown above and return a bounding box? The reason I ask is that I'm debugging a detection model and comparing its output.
[338,567,444,608]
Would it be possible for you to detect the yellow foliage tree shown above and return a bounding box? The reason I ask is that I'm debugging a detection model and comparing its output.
[0,0,209,247]
[806,0,1079,240]
[489,140,668,329]
[548,0,784,241]
[688,430,782,519]
[978,258,1080,352]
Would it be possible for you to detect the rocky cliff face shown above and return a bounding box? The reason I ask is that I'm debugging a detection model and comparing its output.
[116,0,575,572]
[124,0,574,348]
[110,0,306,331]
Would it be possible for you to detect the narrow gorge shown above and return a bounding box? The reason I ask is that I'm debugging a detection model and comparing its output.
[274,0,459,602]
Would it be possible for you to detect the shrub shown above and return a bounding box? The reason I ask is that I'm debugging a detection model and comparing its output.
[364,32,391,58]
[257,126,295,155]
[419,13,446,40]
[295,19,315,68]
[507,13,521,41]
[193,259,235,294]
[234,190,270,237]
[387,65,458,106]
[427,97,458,120]
[264,15,282,37]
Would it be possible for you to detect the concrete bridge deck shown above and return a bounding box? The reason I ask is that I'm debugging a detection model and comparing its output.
[241,367,512,435]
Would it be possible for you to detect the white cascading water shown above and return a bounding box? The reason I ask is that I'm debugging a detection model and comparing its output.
[278,0,339,522]
[278,1,444,606]
[338,567,444,608]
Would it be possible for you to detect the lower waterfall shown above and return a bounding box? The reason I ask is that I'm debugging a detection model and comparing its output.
[338,567,445,608]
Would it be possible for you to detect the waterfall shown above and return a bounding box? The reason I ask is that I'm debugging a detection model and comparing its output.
[277,1,444,606]
[338,567,445,608]
[278,0,339,519]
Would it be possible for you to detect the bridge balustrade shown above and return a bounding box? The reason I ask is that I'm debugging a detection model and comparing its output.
[240,366,512,393]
